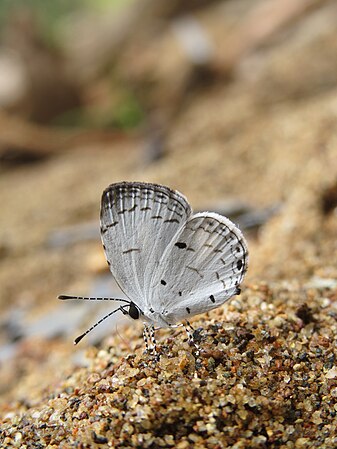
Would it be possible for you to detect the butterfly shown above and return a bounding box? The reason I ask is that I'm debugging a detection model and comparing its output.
[59,182,248,356]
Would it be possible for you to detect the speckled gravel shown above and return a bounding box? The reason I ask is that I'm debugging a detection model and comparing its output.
[2,282,337,448]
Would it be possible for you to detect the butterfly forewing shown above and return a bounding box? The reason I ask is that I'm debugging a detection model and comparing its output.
[100,182,192,303]
[149,212,248,323]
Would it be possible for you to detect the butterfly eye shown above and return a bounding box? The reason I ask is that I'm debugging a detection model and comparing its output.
[129,302,140,320]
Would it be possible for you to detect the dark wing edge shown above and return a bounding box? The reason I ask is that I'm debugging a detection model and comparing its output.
[101,181,191,216]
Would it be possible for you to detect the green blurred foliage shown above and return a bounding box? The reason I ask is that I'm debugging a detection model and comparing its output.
[53,90,144,130]
[0,0,132,32]
[111,92,144,130]
[0,0,141,130]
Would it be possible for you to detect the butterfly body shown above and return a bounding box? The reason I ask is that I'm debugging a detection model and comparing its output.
[100,182,248,328]
[141,308,172,328]
[59,181,248,350]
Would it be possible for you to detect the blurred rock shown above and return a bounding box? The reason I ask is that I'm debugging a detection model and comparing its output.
[47,221,99,248]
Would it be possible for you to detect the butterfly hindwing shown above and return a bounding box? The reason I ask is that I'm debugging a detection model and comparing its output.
[100,182,192,303]
[149,212,248,323]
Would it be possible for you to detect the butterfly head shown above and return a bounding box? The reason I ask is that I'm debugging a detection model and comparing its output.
[128,301,141,320]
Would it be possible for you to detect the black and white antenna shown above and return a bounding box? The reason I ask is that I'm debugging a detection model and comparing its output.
[58,295,131,344]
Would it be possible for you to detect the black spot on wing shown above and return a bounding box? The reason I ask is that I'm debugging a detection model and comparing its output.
[156,193,167,200]
[199,226,212,234]
[237,260,243,270]
[215,272,226,289]
[101,222,118,234]
[210,295,215,303]
[167,206,183,217]
[161,280,167,286]
[186,266,203,278]
[164,218,180,224]
[122,248,141,254]
[186,307,191,314]
[175,242,187,249]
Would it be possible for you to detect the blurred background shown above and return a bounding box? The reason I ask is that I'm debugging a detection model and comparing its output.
[0,0,337,402]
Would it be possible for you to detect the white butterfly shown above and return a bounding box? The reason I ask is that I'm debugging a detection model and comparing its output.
[59,182,248,355]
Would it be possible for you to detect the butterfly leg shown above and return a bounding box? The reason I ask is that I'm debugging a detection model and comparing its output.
[184,320,200,356]
[149,325,159,361]
[143,324,159,360]
[143,324,151,354]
